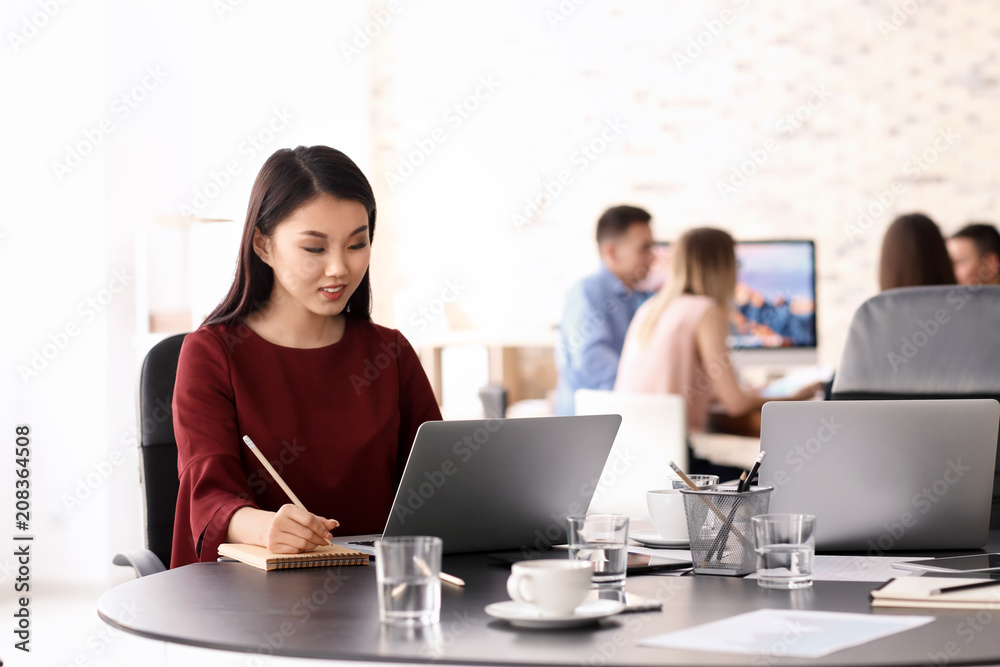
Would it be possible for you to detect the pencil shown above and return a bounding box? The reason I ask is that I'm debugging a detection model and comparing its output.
[930,579,1000,595]
[243,436,307,510]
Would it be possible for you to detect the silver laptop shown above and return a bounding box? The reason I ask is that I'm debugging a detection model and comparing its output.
[759,399,999,552]
[334,415,622,555]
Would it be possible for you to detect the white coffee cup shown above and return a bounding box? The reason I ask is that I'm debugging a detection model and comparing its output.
[506,560,592,617]
[646,489,688,541]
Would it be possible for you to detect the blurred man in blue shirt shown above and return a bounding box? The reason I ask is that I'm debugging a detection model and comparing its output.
[555,206,655,415]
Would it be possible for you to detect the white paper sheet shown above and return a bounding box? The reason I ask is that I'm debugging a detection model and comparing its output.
[638,609,934,657]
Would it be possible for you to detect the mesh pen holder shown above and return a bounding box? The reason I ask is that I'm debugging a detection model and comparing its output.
[680,485,773,576]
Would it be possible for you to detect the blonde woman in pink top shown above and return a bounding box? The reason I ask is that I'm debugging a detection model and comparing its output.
[616,228,818,434]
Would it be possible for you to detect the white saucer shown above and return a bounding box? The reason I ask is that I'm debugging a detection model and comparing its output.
[484,599,625,629]
[630,529,689,548]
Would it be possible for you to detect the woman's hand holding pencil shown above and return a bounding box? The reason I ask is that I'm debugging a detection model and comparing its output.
[267,504,340,554]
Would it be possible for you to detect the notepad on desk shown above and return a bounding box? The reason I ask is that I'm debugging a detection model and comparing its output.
[218,543,370,571]
[871,577,1000,609]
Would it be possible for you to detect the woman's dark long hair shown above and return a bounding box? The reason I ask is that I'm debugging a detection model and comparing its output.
[203,146,376,326]
[879,212,956,291]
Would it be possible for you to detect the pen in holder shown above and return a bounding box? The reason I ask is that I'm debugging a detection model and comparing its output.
[680,485,773,576]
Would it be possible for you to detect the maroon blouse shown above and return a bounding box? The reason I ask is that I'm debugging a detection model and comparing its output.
[170,319,442,568]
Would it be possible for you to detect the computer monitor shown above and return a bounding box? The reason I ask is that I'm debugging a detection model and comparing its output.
[637,240,818,360]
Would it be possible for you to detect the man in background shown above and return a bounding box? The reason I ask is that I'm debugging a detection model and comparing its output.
[554,205,655,415]
[948,223,1000,286]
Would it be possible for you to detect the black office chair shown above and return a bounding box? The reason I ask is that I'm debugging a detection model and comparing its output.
[830,285,1000,527]
[113,333,187,577]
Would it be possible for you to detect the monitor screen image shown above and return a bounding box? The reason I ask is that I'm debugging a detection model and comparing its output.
[635,240,817,350]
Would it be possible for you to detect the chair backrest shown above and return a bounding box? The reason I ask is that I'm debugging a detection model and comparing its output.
[477,384,507,419]
[136,333,187,568]
[832,285,1000,396]
[830,285,1000,527]
[574,389,687,520]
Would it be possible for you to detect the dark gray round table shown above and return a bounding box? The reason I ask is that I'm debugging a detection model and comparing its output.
[98,543,1000,667]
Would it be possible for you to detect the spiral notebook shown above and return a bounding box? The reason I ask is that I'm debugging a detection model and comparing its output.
[218,543,370,571]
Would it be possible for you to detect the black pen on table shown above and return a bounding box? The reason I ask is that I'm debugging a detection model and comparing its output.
[930,579,1000,595]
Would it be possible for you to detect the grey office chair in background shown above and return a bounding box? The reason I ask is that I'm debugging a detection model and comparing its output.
[830,285,1000,527]
[478,383,507,419]
[113,333,187,577]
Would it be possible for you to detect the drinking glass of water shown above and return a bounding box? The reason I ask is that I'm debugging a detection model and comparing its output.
[566,514,630,585]
[751,514,816,589]
[375,536,442,626]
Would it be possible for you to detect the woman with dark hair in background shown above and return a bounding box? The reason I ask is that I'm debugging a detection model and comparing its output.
[879,213,956,290]
[170,146,441,568]
[820,212,957,401]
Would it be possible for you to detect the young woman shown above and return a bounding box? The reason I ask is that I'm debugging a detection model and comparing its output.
[615,228,818,435]
[170,146,442,568]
